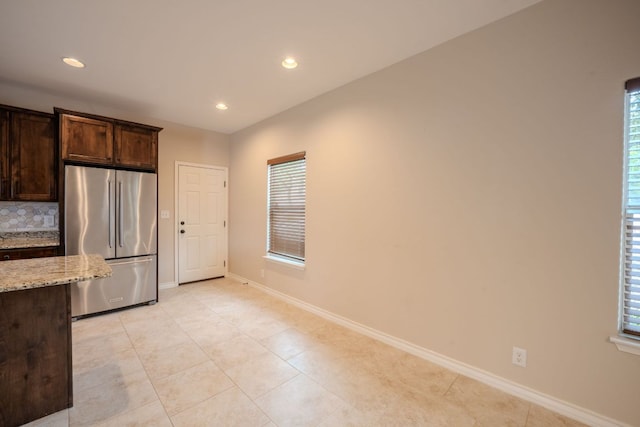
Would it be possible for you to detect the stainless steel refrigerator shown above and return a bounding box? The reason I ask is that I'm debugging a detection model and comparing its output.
[65,165,157,317]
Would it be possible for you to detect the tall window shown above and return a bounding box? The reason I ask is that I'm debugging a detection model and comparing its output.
[267,152,306,263]
[621,77,640,338]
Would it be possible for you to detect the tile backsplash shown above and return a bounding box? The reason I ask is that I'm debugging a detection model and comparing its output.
[0,201,59,231]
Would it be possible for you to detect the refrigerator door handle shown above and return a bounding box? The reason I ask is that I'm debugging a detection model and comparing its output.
[108,180,114,248]
[118,181,124,247]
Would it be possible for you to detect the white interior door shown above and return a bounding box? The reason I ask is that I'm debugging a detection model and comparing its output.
[177,164,227,284]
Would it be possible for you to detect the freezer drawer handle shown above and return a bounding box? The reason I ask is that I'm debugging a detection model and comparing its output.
[108,258,154,267]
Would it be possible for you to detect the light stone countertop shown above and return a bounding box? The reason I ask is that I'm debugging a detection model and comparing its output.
[0,231,60,249]
[0,254,111,292]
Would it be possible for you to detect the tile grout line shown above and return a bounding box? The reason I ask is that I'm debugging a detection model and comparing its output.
[158,287,279,424]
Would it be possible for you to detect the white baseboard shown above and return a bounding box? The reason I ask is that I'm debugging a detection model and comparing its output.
[225,272,627,427]
[159,281,178,290]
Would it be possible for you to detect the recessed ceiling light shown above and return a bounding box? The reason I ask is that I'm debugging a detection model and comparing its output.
[281,57,298,69]
[62,57,85,68]
[215,102,228,110]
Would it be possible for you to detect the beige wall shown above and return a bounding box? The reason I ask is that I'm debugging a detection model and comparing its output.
[229,0,640,424]
[157,124,229,285]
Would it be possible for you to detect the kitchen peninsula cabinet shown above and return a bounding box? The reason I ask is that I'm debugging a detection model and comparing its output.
[1,283,70,426]
[57,108,161,172]
[0,255,111,427]
[0,106,57,201]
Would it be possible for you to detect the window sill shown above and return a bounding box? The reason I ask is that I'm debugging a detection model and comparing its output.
[263,254,305,270]
[609,335,640,356]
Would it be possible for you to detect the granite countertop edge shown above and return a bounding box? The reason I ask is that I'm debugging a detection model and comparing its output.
[0,231,60,250]
[0,239,60,249]
[0,254,112,293]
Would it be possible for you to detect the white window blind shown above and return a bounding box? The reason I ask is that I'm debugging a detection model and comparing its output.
[267,152,306,262]
[622,77,640,337]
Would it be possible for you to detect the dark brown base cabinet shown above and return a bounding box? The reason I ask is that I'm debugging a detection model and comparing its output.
[0,285,71,427]
[0,247,59,261]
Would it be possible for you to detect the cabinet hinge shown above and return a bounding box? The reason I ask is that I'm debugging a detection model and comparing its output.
[224,180,227,188]
[223,260,226,267]
[224,220,226,227]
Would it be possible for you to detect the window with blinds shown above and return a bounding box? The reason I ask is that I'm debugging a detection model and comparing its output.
[267,152,306,262]
[622,77,640,337]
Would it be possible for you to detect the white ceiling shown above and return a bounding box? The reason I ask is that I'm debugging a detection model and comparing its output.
[0,0,540,134]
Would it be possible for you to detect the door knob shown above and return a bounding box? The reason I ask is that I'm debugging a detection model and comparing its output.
[180,229,185,234]
[180,221,185,225]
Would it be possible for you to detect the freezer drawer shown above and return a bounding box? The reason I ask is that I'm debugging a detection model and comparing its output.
[71,255,157,317]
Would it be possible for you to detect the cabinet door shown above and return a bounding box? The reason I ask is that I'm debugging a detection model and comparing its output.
[61,114,114,165]
[114,125,157,171]
[0,110,8,199]
[10,112,57,201]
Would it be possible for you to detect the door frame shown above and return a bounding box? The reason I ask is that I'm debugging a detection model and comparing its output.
[174,161,228,285]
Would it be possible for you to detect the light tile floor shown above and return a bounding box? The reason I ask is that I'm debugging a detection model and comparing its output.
[26,277,587,427]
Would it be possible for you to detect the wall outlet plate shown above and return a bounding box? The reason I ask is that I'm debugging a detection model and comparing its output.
[160,210,170,219]
[512,347,527,367]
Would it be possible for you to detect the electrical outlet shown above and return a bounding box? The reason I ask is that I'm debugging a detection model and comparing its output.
[512,347,527,367]
[160,210,170,219]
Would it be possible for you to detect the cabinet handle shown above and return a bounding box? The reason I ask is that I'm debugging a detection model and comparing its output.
[3,255,10,260]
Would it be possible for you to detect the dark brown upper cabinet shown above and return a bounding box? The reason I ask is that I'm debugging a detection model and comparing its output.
[0,106,57,201]
[115,124,157,170]
[60,114,114,165]
[0,109,9,199]
[57,108,161,172]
